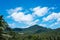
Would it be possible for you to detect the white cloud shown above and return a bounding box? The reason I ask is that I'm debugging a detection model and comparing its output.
[39,24,47,27]
[7,7,33,23]
[29,19,39,25]
[11,12,33,22]
[7,7,23,14]
[58,18,60,21]
[7,6,60,28]
[25,19,39,28]
[43,12,60,22]
[7,7,39,28]
[8,23,16,28]
[50,21,60,29]
[31,6,49,16]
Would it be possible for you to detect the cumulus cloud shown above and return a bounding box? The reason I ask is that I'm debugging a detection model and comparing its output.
[8,23,16,28]
[43,12,60,22]
[25,19,39,27]
[7,7,34,22]
[28,19,39,25]
[7,6,59,28]
[11,12,33,22]
[31,6,49,16]
[7,7,23,14]
[50,21,60,29]
[7,7,39,28]
[39,24,47,27]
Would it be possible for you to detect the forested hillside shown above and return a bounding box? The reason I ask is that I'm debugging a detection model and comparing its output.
[0,15,60,40]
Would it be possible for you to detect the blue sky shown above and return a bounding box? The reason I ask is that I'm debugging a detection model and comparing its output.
[0,0,60,29]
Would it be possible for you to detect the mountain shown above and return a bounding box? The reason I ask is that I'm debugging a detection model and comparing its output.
[23,25,52,33]
[13,25,52,34]
[13,28,23,32]
[53,28,60,33]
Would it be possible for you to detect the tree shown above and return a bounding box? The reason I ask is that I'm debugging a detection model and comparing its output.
[0,15,12,40]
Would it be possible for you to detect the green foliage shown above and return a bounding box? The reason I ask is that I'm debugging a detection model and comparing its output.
[0,15,12,40]
[0,15,60,40]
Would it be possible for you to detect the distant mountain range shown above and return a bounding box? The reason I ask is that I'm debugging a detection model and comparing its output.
[12,25,60,34]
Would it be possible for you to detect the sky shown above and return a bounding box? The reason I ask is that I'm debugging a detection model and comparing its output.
[0,0,60,29]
